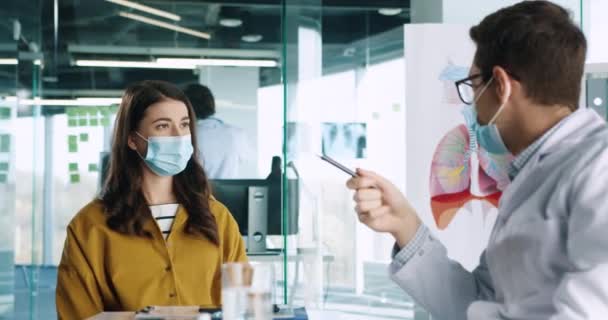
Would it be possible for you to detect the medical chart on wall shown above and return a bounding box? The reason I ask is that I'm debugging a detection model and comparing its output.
[404,24,511,270]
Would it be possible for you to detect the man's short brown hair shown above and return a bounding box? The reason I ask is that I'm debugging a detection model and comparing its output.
[470,0,587,109]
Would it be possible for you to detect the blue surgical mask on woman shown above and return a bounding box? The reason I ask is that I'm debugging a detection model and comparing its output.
[135,132,193,176]
[470,76,510,155]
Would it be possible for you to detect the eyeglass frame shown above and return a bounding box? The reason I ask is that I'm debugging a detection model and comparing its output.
[454,71,520,105]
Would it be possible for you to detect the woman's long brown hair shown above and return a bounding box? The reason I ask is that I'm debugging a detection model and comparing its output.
[100,80,218,245]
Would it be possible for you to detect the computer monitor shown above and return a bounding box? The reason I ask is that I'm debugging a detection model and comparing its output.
[209,179,299,236]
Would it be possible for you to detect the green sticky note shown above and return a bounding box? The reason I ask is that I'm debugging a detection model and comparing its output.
[68,143,78,153]
[88,163,98,172]
[90,118,99,126]
[68,135,77,144]
[0,162,8,171]
[0,107,10,119]
[80,133,89,142]
[110,105,119,113]
[77,108,87,117]
[68,163,78,172]
[0,174,7,183]
[88,108,98,116]
[78,118,87,126]
[99,107,110,116]
[68,119,77,127]
[1,134,10,152]
[101,118,111,127]
[66,107,78,117]
[70,174,80,184]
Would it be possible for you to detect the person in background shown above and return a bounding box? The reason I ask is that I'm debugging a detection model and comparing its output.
[184,84,250,179]
[347,1,608,319]
[56,81,246,319]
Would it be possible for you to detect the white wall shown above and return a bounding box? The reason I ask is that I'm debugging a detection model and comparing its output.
[587,0,608,63]
[442,0,581,24]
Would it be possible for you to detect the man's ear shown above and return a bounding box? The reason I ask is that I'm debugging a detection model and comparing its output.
[492,66,512,105]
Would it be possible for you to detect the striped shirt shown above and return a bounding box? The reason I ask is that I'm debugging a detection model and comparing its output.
[149,203,179,240]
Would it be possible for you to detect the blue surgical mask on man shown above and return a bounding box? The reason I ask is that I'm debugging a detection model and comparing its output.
[135,132,193,176]
[470,76,511,155]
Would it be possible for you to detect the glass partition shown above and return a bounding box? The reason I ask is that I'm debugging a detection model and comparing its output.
[0,0,591,319]
[0,28,17,318]
[282,1,585,319]
[3,1,286,319]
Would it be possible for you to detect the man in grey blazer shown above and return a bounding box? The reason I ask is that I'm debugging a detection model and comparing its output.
[348,1,608,319]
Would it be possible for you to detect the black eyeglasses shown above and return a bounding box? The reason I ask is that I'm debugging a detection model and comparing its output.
[455,71,520,105]
[454,74,484,105]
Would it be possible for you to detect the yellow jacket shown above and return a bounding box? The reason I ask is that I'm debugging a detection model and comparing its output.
[56,198,247,319]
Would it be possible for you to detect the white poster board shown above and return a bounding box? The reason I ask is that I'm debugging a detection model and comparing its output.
[404,24,497,270]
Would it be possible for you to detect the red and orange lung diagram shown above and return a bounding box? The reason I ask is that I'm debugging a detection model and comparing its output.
[429,118,513,230]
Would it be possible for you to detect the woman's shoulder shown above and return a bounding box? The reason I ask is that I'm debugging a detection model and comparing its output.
[68,199,108,232]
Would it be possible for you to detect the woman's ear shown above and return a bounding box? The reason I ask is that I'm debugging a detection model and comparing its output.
[127,133,138,151]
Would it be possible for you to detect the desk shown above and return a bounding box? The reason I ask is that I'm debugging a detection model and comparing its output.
[87,307,311,320]
[247,252,334,263]
[248,251,334,307]
[87,308,347,320]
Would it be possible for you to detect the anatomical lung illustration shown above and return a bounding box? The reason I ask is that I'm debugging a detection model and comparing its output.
[429,118,512,230]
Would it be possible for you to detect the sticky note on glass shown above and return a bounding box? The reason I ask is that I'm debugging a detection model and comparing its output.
[66,107,78,117]
[88,163,98,172]
[88,108,98,116]
[0,107,10,119]
[0,174,7,183]
[0,134,9,152]
[68,119,77,127]
[90,119,99,126]
[69,163,78,172]
[77,108,88,117]
[101,118,111,127]
[68,135,78,153]
[0,162,8,171]
[99,107,110,116]
[80,133,89,142]
[70,174,80,183]
[110,105,119,113]
[79,118,87,126]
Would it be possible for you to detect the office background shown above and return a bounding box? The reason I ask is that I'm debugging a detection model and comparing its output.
[0,0,607,319]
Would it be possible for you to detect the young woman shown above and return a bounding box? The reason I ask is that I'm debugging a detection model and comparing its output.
[56,81,247,319]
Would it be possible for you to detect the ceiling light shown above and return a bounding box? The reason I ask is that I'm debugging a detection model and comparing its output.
[118,11,210,40]
[0,59,18,65]
[0,59,43,65]
[74,59,193,69]
[2,97,122,106]
[106,0,180,21]
[378,8,403,16]
[74,58,278,69]
[76,97,123,105]
[219,18,243,28]
[156,58,278,68]
[241,34,263,43]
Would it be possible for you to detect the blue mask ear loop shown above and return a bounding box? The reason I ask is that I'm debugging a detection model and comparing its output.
[488,81,511,126]
[134,131,149,160]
